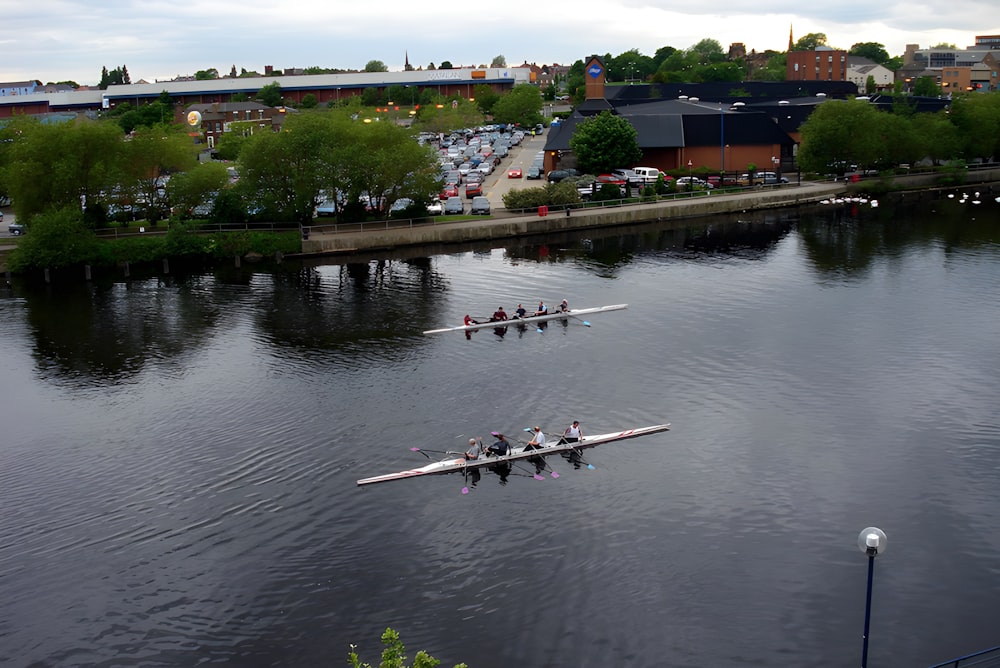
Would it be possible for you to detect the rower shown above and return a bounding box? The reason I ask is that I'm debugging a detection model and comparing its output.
[488,433,510,457]
[562,420,582,443]
[463,314,479,326]
[533,301,547,317]
[513,303,527,319]
[490,306,508,322]
[465,438,484,461]
[558,299,569,312]
[526,426,546,450]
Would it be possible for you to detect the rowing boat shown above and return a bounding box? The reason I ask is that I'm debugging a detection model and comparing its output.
[356,423,669,486]
[422,304,628,335]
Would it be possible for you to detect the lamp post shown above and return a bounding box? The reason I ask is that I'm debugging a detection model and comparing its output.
[772,155,780,183]
[687,159,693,191]
[858,527,888,668]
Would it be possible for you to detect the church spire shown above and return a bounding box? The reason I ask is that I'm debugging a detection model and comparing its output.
[788,24,794,51]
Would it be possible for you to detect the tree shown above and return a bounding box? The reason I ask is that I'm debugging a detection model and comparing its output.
[912,76,940,97]
[7,206,101,272]
[166,162,229,218]
[472,84,500,115]
[3,118,123,223]
[849,42,890,65]
[796,99,883,173]
[490,55,506,68]
[688,38,725,65]
[490,84,543,127]
[792,33,828,51]
[195,68,219,80]
[120,126,198,221]
[349,628,467,668]
[569,111,641,174]
[257,82,283,107]
[365,60,389,72]
[439,61,453,70]
[300,93,318,109]
[865,75,876,95]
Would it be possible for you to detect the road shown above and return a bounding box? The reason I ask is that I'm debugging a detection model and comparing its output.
[482,132,547,210]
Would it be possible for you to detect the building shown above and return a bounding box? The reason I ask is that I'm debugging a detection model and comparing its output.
[898,39,1000,91]
[182,102,289,150]
[787,47,848,82]
[0,68,531,119]
[847,57,894,94]
[543,55,795,176]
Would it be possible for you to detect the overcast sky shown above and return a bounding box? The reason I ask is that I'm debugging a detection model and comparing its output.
[3,1,998,86]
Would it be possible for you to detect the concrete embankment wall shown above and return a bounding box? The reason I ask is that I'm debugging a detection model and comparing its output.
[302,183,848,255]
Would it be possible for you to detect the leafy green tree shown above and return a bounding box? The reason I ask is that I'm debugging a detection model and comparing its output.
[120,126,198,221]
[948,93,1000,160]
[365,60,389,72]
[792,33,828,51]
[849,42,890,65]
[4,118,123,223]
[749,51,786,81]
[569,111,641,174]
[195,68,219,80]
[689,38,725,64]
[300,93,318,109]
[257,82,283,107]
[491,84,543,127]
[910,112,963,164]
[348,628,467,668]
[912,76,940,97]
[166,162,229,217]
[865,75,876,95]
[472,84,500,115]
[7,206,101,271]
[796,99,883,173]
[491,55,506,67]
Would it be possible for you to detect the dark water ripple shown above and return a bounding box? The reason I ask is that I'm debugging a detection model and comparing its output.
[2,207,1000,666]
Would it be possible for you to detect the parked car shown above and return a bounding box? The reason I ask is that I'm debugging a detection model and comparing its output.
[676,176,713,189]
[596,174,627,186]
[440,183,459,200]
[426,200,444,215]
[470,196,491,215]
[9,222,26,236]
[507,167,522,179]
[444,196,464,215]
[526,166,542,180]
[465,182,483,198]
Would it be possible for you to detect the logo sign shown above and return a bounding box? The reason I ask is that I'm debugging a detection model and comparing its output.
[587,63,603,79]
[186,110,202,126]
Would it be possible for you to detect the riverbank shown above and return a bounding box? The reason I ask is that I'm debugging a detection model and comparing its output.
[300,181,850,256]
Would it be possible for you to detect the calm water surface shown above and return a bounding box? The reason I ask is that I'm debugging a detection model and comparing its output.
[1,193,999,667]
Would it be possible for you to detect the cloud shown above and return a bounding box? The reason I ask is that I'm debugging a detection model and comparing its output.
[0,0,997,84]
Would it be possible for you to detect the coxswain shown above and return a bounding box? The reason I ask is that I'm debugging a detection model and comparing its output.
[463,314,479,326]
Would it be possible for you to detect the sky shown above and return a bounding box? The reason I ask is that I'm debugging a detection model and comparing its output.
[2,0,999,86]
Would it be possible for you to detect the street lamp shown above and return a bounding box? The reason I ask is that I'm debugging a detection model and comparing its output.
[858,527,888,668]
[687,159,693,191]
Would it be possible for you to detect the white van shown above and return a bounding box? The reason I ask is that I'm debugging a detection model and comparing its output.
[633,167,661,184]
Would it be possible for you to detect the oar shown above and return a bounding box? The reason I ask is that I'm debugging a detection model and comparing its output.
[518,430,559,478]
[568,314,591,327]
[527,427,594,470]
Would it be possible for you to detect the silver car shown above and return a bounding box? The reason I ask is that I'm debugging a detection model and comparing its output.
[470,196,491,215]
[444,196,464,215]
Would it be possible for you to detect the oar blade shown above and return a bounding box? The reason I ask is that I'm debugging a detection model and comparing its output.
[462,486,470,494]
[533,473,545,481]
[586,463,595,470]
[550,470,560,478]
[582,321,591,327]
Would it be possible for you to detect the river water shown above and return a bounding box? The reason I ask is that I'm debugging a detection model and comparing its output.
[1,192,999,667]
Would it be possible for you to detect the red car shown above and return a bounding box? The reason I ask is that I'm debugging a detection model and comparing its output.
[596,174,627,185]
[465,182,482,198]
[507,167,522,179]
[440,183,459,200]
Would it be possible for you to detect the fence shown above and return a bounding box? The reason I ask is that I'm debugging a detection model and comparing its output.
[928,646,1000,668]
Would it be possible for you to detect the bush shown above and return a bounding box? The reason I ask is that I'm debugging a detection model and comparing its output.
[8,207,103,271]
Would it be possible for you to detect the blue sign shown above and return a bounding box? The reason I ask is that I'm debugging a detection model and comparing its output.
[587,63,603,78]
